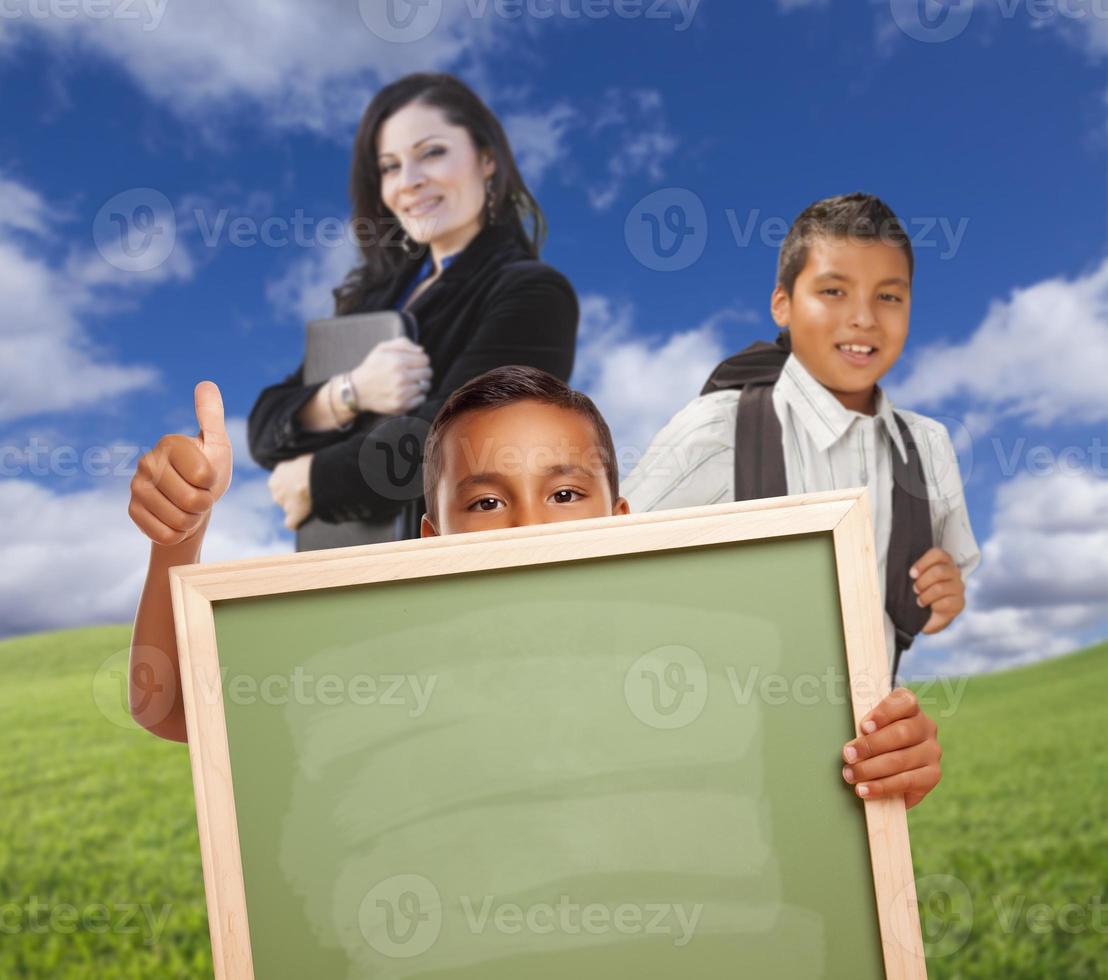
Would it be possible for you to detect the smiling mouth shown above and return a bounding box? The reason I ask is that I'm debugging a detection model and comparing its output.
[835,342,878,366]
[405,196,442,217]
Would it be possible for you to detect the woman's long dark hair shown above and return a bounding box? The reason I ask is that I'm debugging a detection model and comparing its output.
[334,73,547,315]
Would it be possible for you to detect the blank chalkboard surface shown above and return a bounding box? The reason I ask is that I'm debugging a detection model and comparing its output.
[171,489,926,979]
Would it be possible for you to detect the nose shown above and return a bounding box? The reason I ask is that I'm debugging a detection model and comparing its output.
[512,498,543,529]
[398,157,425,195]
[848,296,878,331]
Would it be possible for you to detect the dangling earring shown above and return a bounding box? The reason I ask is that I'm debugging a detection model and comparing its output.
[401,230,420,257]
[484,177,497,226]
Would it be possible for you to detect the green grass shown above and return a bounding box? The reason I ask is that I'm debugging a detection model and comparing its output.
[907,642,1108,979]
[1,626,1105,977]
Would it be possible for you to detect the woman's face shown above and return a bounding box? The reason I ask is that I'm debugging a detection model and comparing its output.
[376,101,495,257]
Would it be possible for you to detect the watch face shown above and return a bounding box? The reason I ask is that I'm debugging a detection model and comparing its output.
[341,378,358,412]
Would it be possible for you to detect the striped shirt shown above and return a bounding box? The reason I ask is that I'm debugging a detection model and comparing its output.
[622,353,980,670]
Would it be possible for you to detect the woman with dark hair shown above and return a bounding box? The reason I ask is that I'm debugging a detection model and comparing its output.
[248,73,578,542]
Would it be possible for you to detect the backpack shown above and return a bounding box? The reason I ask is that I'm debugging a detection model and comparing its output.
[701,331,932,684]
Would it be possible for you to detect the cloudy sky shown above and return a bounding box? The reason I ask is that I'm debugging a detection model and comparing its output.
[0,0,1104,675]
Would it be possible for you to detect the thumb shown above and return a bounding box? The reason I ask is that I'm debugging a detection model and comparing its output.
[194,381,228,447]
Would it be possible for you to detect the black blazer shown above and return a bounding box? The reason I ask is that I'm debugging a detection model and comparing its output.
[247,222,579,529]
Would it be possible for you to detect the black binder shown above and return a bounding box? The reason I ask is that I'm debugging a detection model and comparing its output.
[296,310,417,553]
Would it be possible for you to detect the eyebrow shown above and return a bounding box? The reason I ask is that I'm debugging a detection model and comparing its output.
[377,135,445,161]
[452,464,596,495]
[812,272,910,288]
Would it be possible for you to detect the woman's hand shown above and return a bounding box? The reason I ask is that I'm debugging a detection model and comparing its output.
[349,336,432,415]
[129,381,233,547]
[268,453,314,529]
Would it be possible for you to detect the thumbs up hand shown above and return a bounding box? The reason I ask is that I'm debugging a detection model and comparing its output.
[128,381,234,547]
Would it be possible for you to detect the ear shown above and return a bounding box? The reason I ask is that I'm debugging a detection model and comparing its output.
[481,150,496,180]
[770,285,791,329]
[419,513,439,538]
[611,496,631,517]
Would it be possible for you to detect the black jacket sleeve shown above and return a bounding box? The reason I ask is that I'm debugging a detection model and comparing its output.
[246,369,346,469]
[307,263,578,524]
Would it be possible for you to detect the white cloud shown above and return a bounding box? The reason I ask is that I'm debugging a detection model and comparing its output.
[571,293,758,472]
[875,0,1108,59]
[503,102,578,187]
[0,0,502,136]
[889,257,1108,430]
[265,238,361,326]
[0,474,289,638]
[0,172,50,234]
[585,88,677,211]
[910,468,1108,675]
[0,172,196,422]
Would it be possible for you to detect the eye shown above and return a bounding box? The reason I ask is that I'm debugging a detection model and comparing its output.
[821,287,845,297]
[422,146,445,160]
[467,496,503,512]
[879,292,904,303]
[379,162,397,176]
[550,488,585,504]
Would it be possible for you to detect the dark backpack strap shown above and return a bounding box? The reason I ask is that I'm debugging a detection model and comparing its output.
[886,413,934,685]
[734,384,788,501]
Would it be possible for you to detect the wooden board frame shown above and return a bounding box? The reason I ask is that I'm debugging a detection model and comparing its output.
[169,487,927,979]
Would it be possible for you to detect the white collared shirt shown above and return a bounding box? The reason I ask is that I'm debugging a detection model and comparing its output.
[622,354,981,670]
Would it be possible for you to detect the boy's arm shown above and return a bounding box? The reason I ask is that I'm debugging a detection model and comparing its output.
[129,519,209,742]
[622,391,738,513]
[127,382,232,741]
[909,421,982,633]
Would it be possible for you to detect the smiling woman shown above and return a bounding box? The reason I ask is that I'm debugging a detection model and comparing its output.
[246,73,580,547]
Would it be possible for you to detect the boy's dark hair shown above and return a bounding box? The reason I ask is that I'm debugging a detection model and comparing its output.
[777,192,914,296]
[422,365,619,526]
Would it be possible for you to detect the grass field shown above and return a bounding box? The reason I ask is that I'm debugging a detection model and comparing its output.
[1,625,1105,977]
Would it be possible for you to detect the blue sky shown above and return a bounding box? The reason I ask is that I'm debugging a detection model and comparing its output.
[0,0,1105,673]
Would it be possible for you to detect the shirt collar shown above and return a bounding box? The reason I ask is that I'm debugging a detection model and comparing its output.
[776,354,908,463]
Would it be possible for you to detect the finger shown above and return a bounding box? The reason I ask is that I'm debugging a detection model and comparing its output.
[909,547,951,581]
[917,580,963,608]
[406,365,433,383]
[845,716,932,764]
[855,686,920,736]
[145,454,216,512]
[852,764,941,801]
[165,437,216,490]
[391,351,432,369]
[133,478,207,534]
[843,741,938,785]
[128,498,191,547]
[913,562,958,596]
[194,381,229,448]
[922,606,957,634]
[380,336,423,352]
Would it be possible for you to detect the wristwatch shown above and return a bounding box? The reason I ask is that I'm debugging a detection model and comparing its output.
[338,373,359,415]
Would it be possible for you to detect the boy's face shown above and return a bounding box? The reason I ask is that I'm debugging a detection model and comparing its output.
[421,400,629,536]
[771,235,911,415]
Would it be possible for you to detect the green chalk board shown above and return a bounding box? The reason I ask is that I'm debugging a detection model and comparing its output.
[172,492,925,979]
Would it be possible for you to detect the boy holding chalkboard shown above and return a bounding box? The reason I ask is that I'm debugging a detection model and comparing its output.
[127,365,946,807]
[624,192,978,807]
